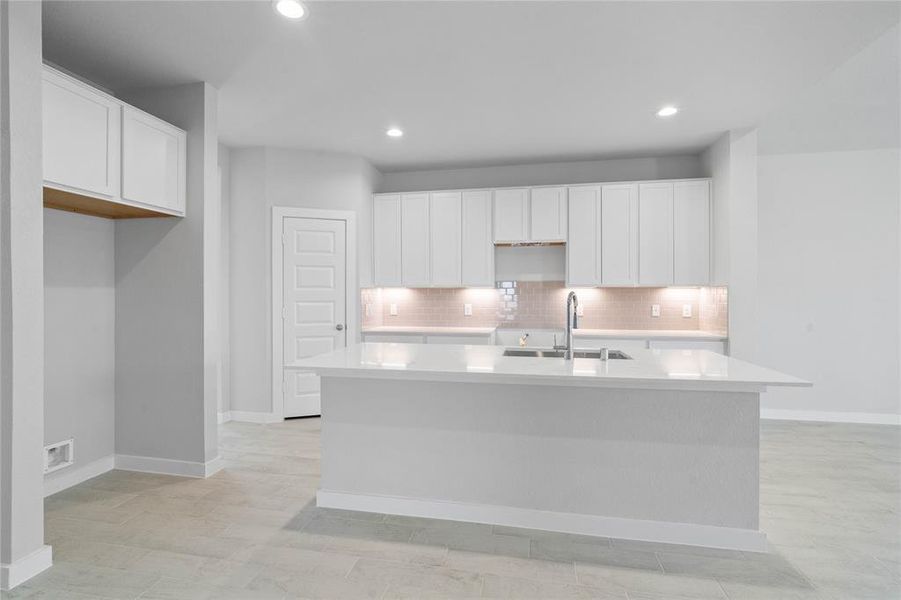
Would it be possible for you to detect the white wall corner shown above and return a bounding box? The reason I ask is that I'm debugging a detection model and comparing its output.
[217,411,232,424]
[0,545,53,591]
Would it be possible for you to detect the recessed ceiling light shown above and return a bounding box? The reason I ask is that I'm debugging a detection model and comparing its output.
[657,106,679,117]
[273,0,308,20]
[386,128,404,138]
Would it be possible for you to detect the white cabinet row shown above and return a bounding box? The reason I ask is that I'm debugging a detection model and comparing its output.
[373,190,494,287]
[42,65,186,217]
[567,180,710,286]
[373,178,711,288]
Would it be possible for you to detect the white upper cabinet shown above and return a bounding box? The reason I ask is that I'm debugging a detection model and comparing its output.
[493,188,529,242]
[601,184,638,286]
[401,193,431,286]
[372,194,402,286]
[566,185,600,286]
[638,182,674,285]
[430,192,462,287]
[461,190,494,287]
[673,181,711,285]
[42,67,121,199]
[530,187,567,242]
[121,106,186,214]
[41,65,186,218]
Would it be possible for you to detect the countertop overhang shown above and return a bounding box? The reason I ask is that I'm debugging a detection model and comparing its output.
[292,342,809,393]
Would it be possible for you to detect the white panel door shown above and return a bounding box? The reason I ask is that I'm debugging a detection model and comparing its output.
[493,188,529,242]
[283,217,347,417]
[461,190,494,286]
[566,185,600,286]
[42,67,121,198]
[401,193,431,286]
[430,192,462,287]
[121,106,186,214]
[372,194,402,286]
[673,181,711,285]
[602,184,638,285]
[530,187,567,241]
[638,183,674,286]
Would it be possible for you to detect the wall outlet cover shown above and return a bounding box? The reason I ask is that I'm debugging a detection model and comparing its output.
[464,303,473,316]
[682,304,693,318]
[651,304,661,317]
[389,303,398,316]
[44,439,74,474]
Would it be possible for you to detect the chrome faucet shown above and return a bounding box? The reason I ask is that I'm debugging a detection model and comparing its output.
[563,291,579,360]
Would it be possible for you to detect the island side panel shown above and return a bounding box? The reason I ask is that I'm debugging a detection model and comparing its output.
[319,377,760,531]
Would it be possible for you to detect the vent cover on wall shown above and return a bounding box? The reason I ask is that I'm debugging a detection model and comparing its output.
[44,438,75,474]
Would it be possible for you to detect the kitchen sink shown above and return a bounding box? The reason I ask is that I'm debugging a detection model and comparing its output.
[503,348,632,359]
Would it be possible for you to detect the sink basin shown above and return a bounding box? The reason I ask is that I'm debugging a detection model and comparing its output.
[503,348,632,359]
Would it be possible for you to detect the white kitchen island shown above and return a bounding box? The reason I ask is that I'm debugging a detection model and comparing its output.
[293,342,808,552]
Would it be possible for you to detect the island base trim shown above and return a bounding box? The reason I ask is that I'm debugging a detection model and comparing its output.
[317,489,768,553]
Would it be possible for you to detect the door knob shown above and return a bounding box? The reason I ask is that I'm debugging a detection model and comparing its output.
[335,324,344,331]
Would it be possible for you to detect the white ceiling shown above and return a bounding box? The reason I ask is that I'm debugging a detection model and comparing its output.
[42,1,899,172]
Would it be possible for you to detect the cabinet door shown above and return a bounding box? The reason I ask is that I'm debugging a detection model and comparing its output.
[372,194,402,286]
[493,188,529,242]
[673,181,711,285]
[601,184,638,285]
[638,183,674,286]
[530,187,567,241]
[42,68,121,198]
[566,185,600,286]
[462,190,494,286]
[121,106,186,214]
[430,192,462,287]
[401,193,431,286]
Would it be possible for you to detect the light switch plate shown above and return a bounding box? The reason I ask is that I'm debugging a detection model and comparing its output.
[464,303,473,316]
[651,304,661,317]
[682,304,692,318]
[389,303,398,316]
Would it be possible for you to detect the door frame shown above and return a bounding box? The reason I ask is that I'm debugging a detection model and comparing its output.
[271,207,358,420]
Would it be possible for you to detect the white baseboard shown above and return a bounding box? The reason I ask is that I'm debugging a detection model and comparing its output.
[44,454,115,497]
[229,410,282,424]
[0,545,53,591]
[762,409,901,426]
[114,454,223,478]
[218,411,232,424]
[317,490,768,553]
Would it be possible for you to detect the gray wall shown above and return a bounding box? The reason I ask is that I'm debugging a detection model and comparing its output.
[43,209,115,484]
[0,0,47,578]
[379,154,703,193]
[115,83,220,465]
[218,144,231,417]
[229,148,381,415]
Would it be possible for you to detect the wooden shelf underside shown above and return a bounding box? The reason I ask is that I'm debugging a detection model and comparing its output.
[43,187,178,219]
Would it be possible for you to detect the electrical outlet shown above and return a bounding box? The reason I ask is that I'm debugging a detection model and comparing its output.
[576,304,584,317]
[464,303,473,316]
[389,303,398,316]
[682,304,692,318]
[651,304,661,317]
[44,439,74,474]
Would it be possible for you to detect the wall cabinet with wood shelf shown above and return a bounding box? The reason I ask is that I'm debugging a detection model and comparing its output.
[41,65,186,219]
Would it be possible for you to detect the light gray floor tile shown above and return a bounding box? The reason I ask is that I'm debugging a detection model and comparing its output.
[575,563,726,599]
[347,557,483,598]
[479,572,624,599]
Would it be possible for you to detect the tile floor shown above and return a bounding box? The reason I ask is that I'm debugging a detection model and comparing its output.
[8,419,900,599]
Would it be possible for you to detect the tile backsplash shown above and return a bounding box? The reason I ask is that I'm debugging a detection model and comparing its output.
[363,282,728,334]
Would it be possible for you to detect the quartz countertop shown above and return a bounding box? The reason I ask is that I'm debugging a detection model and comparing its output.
[362,326,497,335]
[292,342,808,393]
